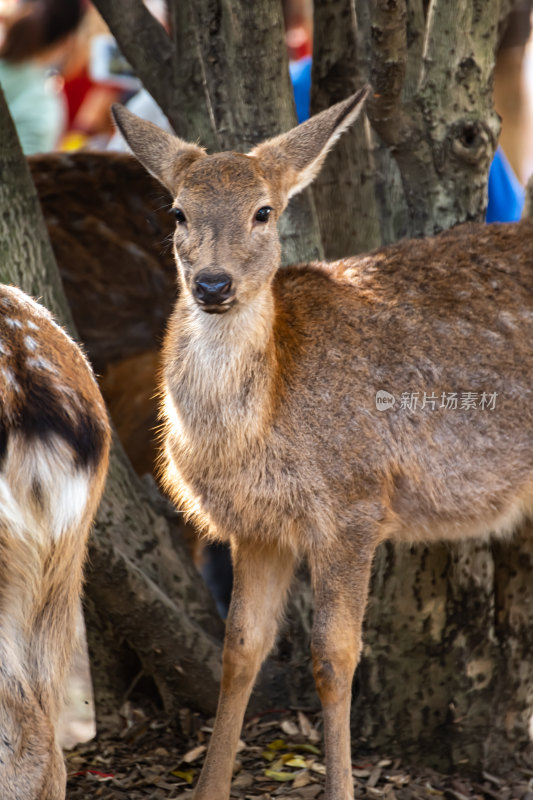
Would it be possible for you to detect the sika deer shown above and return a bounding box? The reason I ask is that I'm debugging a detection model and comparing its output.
[0,285,110,799]
[112,87,533,800]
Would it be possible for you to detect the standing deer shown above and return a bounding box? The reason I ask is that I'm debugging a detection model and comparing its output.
[0,285,110,799]
[112,86,533,800]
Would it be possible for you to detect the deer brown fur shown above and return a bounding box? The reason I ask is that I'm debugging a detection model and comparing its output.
[112,87,533,800]
[0,285,110,799]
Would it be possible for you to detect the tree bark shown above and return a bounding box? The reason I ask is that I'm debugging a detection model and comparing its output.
[0,84,225,723]
[0,87,75,324]
[489,524,533,769]
[311,0,381,256]
[524,172,533,217]
[368,0,501,238]
[356,540,500,770]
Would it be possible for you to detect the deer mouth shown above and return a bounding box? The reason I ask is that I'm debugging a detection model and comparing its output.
[198,299,236,314]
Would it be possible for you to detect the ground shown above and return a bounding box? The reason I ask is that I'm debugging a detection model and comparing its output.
[66,707,533,800]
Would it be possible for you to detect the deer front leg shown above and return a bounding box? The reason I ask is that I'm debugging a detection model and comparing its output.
[310,542,375,800]
[193,538,296,800]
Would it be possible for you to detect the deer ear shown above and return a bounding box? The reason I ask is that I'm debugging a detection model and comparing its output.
[249,86,370,202]
[111,104,205,193]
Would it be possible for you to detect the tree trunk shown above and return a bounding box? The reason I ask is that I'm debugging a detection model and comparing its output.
[0,88,75,325]
[0,84,226,724]
[355,541,500,770]
[488,525,533,769]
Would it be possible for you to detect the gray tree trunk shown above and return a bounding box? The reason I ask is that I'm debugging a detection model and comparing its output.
[311,0,382,256]
[367,0,501,238]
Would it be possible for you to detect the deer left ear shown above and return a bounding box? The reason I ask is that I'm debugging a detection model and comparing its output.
[111,104,206,193]
[249,85,370,202]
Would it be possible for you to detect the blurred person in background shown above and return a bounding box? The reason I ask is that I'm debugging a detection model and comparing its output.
[283,0,312,123]
[60,4,124,150]
[0,0,85,153]
[488,0,533,222]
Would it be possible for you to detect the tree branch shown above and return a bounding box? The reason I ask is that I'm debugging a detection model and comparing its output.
[311,0,380,255]
[91,0,176,129]
[368,0,409,144]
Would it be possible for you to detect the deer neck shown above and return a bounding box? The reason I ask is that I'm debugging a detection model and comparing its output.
[163,285,277,451]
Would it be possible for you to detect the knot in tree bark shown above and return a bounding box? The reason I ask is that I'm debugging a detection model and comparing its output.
[449,120,494,166]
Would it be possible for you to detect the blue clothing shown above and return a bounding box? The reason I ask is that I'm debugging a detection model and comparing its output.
[289,56,312,124]
[486,147,525,223]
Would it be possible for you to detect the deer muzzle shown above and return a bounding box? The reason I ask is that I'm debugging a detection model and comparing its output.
[193,271,235,313]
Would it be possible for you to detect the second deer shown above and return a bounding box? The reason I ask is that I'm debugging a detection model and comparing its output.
[113,87,533,800]
[0,285,110,799]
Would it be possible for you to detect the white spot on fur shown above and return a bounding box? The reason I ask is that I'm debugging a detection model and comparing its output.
[0,366,20,393]
[26,319,39,331]
[498,310,517,330]
[57,384,83,414]
[27,357,57,374]
[4,317,23,329]
[24,336,38,352]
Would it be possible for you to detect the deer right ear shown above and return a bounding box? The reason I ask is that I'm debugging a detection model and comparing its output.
[111,105,205,193]
[249,86,370,203]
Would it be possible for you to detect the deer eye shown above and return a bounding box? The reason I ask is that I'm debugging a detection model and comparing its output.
[172,208,187,225]
[254,206,272,223]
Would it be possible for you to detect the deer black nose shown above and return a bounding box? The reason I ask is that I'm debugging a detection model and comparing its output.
[194,272,233,305]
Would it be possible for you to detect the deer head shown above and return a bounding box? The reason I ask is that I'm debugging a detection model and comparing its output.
[111,87,369,314]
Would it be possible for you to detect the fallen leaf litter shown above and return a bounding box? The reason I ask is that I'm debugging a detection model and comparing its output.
[66,705,533,799]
